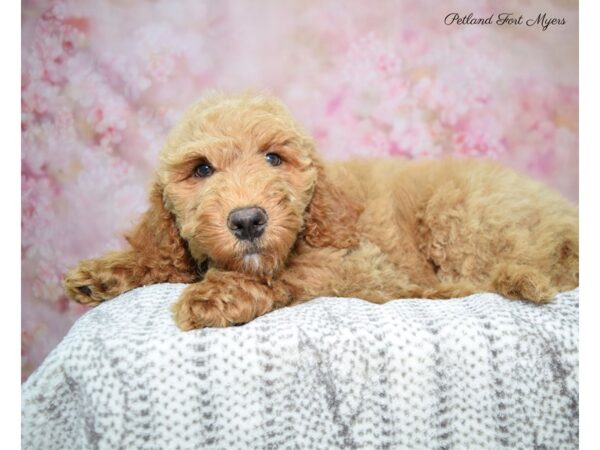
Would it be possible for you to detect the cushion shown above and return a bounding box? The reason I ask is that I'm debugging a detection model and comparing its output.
[21,284,579,449]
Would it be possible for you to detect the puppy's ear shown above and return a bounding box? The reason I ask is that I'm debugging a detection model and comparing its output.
[303,162,362,249]
[125,182,201,279]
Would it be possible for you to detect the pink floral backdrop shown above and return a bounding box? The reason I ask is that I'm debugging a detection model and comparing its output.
[22,0,578,380]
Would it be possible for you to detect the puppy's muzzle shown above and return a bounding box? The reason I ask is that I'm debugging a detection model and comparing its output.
[227,207,268,241]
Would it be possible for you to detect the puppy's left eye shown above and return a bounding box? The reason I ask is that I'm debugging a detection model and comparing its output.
[193,162,214,178]
[265,153,282,167]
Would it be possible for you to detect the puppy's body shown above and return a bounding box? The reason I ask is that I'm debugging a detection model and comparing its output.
[309,158,577,302]
[64,94,578,330]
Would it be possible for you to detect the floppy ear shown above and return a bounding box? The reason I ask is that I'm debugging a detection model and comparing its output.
[303,162,363,249]
[125,182,203,280]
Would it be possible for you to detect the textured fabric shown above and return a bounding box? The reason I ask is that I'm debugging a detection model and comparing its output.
[21,284,579,450]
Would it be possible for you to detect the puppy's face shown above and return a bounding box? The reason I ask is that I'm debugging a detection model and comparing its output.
[158,94,318,278]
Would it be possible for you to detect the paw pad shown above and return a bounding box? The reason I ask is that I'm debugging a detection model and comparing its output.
[77,286,92,296]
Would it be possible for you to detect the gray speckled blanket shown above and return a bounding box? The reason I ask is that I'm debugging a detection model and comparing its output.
[21,284,579,450]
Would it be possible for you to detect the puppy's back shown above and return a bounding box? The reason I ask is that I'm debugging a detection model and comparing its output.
[326,157,576,219]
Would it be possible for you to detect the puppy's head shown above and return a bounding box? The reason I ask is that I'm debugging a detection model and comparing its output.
[157,93,360,278]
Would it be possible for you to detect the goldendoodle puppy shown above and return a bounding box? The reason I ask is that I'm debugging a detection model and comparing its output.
[64,93,579,330]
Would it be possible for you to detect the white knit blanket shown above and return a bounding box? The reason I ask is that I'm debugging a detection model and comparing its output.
[21,284,579,450]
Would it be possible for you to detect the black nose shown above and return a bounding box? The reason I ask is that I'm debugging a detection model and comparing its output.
[227,207,268,241]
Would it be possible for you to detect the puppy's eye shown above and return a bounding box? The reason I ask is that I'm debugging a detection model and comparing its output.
[265,153,282,167]
[193,163,214,178]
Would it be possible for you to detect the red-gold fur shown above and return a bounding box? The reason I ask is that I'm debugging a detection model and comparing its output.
[63,93,579,330]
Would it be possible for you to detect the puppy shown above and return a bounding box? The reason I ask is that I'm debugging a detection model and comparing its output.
[64,93,579,330]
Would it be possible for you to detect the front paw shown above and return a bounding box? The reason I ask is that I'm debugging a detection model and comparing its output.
[171,282,234,330]
[171,271,271,331]
[63,260,121,305]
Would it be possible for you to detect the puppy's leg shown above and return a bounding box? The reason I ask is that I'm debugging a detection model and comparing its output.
[63,183,200,305]
[172,270,290,330]
[489,263,556,303]
[415,162,578,303]
[172,247,355,330]
[64,250,200,305]
[63,251,140,306]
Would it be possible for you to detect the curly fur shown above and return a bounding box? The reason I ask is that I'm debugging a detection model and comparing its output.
[64,93,579,330]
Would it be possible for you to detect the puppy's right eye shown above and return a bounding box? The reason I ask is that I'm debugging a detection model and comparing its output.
[193,163,214,178]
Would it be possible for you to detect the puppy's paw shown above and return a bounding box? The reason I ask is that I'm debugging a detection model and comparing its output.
[171,282,234,330]
[63,260,122,306]
[491,263,557,303]
[171,271,273,330]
